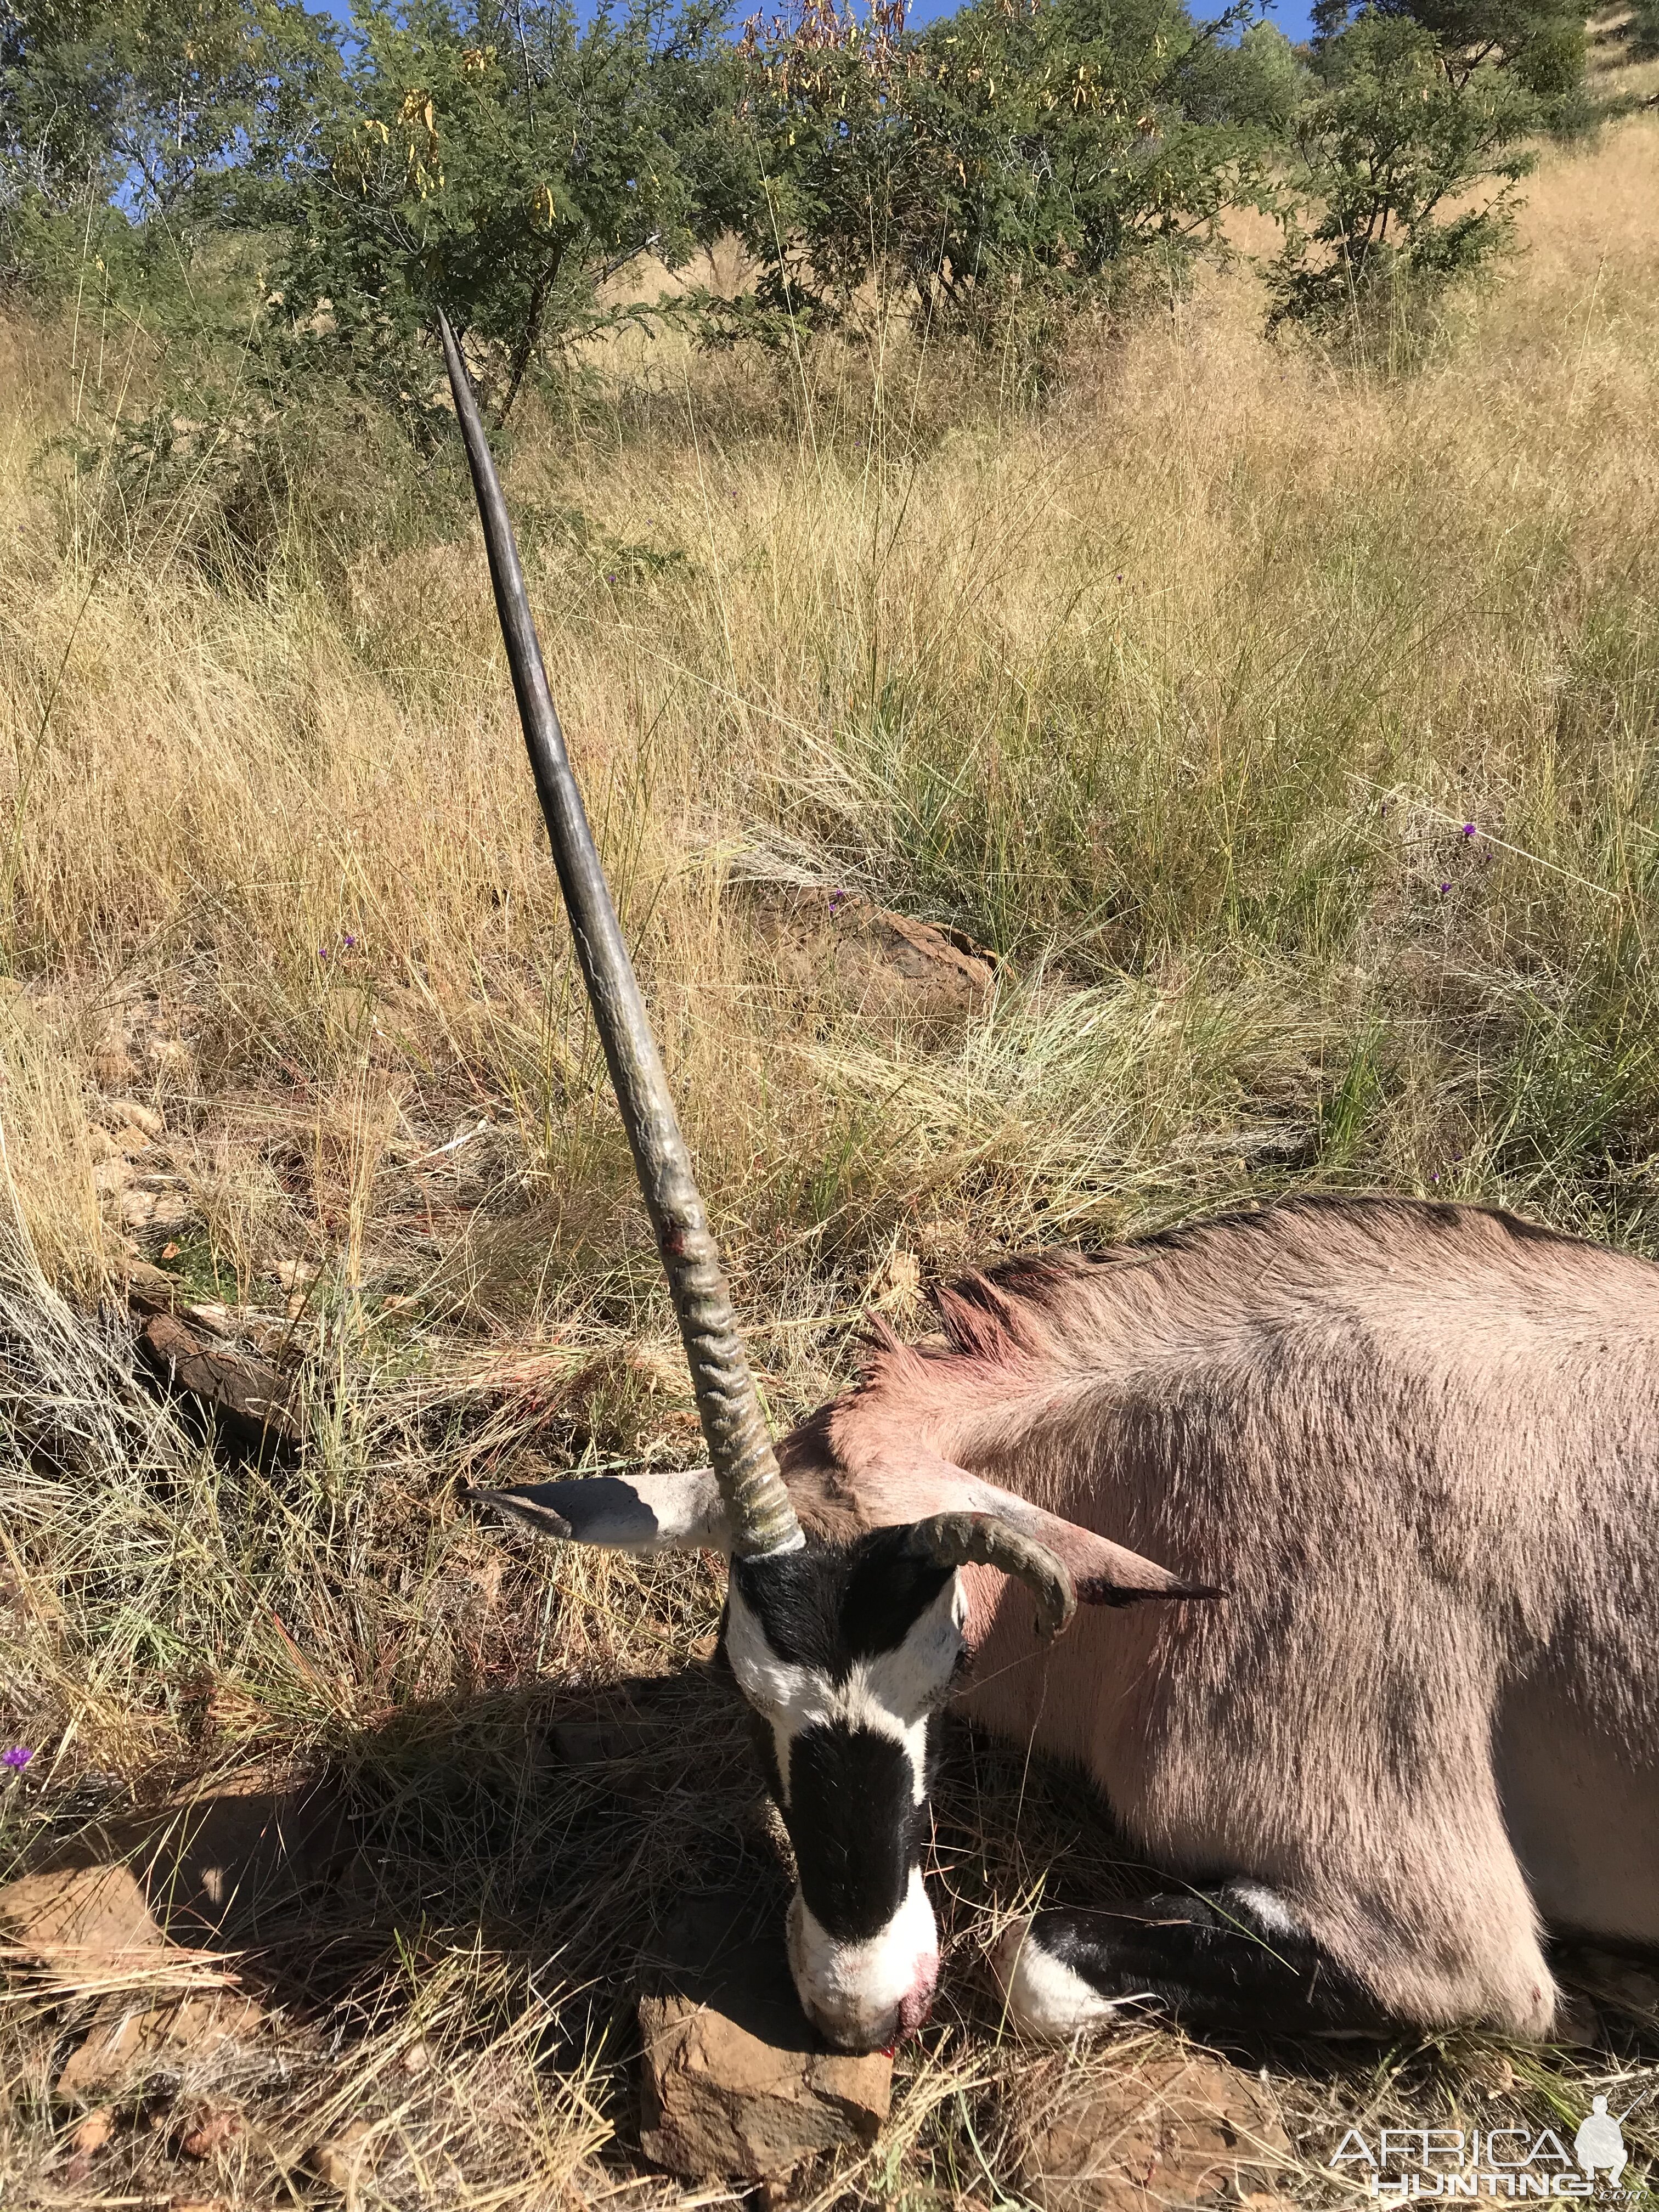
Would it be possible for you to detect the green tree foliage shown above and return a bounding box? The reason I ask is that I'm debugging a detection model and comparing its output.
[1313,0,1586,97]
[1,0,334,289]
[1619,0,1658,63]
[725,0,1280,342]
[1268,3,1556,338]
[261,0,726,426]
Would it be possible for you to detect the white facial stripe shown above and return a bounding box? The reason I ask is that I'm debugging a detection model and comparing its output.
[725,1576,966,1807]
[788,1866,939,2048]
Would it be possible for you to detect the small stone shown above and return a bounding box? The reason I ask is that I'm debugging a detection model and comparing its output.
[400,2041,432,2076]
[112,1099,165,1137]
[638,1889,891,2181]
[55,1993,266,2104]
[139,1312,301,1444]
[181,2108,243,2158]
[93,1034,138,1087]
[866,1249,922,1315]
[71,2111,115,2156]
[0,1864,165,1961]
[306,2119,377,2190]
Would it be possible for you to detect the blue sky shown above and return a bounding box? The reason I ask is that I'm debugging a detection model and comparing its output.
[326,0,1319,54]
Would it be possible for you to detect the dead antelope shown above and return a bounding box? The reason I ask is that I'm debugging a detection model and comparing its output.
[440,320,1659,2054]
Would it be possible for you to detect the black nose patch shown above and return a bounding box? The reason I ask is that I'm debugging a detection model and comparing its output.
[788,1724,920,1941]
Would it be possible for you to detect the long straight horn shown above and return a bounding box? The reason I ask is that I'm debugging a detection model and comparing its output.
[438,313,800,1561]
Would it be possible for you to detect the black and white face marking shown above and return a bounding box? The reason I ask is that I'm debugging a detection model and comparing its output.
[726,1529,969,2052]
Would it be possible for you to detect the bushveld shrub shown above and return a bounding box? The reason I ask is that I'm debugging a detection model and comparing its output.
[3,0,1601,460]
[0,0,334,290]
[257,0,735,430]
[1268,0,1587,340]
[724,0,1283,347]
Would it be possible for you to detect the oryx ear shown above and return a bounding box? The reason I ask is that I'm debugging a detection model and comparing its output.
[466,1470,732,1555]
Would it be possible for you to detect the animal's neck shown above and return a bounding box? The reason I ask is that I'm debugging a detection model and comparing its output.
[782,1334,1100,1539]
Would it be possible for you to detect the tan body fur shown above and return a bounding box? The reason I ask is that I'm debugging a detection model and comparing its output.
[778,1196,1659,2037]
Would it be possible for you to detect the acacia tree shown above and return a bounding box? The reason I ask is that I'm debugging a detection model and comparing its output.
[1,0,334,289]
[1268,6,1543,336]
[262,0,726,427]
[726,0,1279,342]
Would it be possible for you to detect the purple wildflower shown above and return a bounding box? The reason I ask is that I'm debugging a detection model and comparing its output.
[343,932,357,949]
[318,946,330,961]
[1,1746,32,1771]
[1462,822,1477,838]
[1439,882,1451,894]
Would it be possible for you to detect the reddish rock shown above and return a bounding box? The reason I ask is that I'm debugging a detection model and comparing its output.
[305,2118,377,2190]
[1017,2049,1290,2212]
[638,1890,892,2180]
[54,1991,266,2104]
[138,1311,301,1444]
[0,1864,165,1965]
[751,886,995,1014]
[180,2107,244,2158]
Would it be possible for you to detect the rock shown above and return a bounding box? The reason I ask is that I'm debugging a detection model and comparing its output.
[750,886,995,1014]
[55,1991,266,2104]
[121,1186,193,1232]
[865,1249,923,1317]
[71,2111,115,2156]
[305,2119,377,2190]
[2,1847,276,2107]
[180,2107,243,2158]
[139,1311,301,1446]
[400,2040,432,2076]
[1017,2049,1290,2212]
[0,1864,165,1964]
[114,1098,165,1137]
[93,1030,139,1087]
[638,1888,891,2181]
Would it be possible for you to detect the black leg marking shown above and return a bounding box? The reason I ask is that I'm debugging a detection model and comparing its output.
[1005,1888,1382,2037]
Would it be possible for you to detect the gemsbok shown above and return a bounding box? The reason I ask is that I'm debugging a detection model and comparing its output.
[439,319,1659,2056]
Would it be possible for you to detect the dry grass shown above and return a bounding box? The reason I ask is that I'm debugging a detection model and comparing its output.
[1,108,1658,2208]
